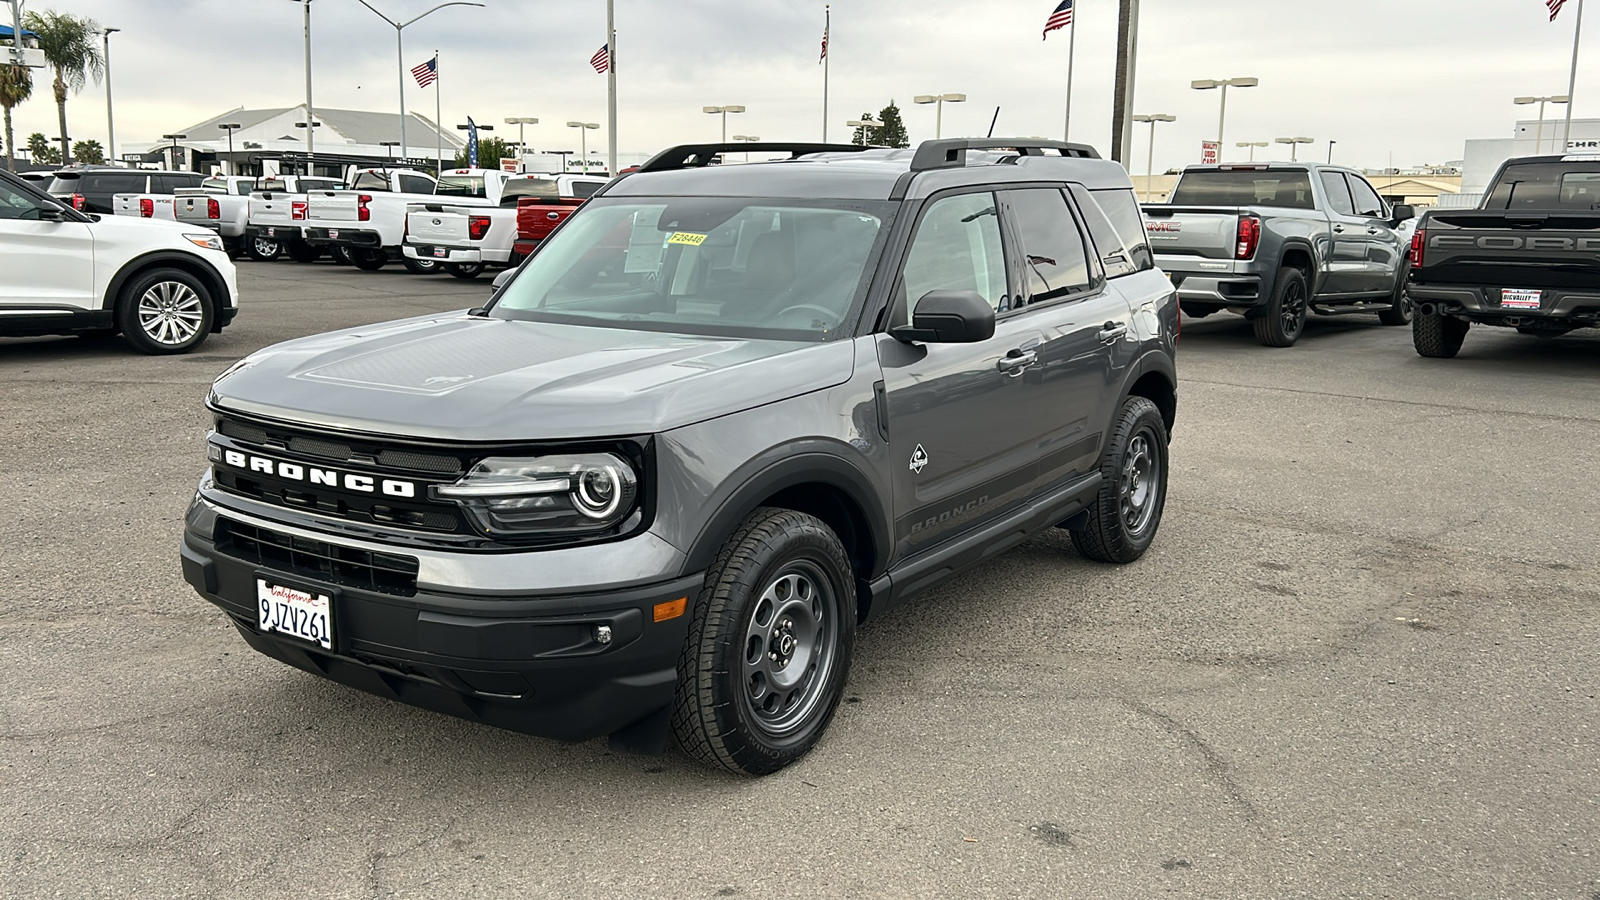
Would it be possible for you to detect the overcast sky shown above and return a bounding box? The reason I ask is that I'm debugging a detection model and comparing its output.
[6,0,1597,172]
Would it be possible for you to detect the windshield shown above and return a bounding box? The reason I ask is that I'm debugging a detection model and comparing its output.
[436,175,486,198]
[1485,163,1600,209]
[492,197,892,341]
[1168,169,1316,209]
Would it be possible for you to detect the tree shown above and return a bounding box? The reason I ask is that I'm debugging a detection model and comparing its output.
[452,135,511,169]
[27,131,59,165]
[876,101,910,149]
[23,10,104,168]
[72,138,103,164]
[0,64,32,172]
[850,113,879,147]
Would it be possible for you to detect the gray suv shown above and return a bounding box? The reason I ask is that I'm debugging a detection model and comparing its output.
[181,139,1179,774]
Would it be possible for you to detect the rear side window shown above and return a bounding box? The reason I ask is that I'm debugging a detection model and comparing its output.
[1003,188,1092,304]
[1320,171,1356,216]
[398,174,435,194]
[570,180,603,199]
[1169,169,1316,210]
[436,175,486,197]
[1069,185,1138,278]
[85,173,146,195]
[1089,189,1153,271]
[153,174,203,193]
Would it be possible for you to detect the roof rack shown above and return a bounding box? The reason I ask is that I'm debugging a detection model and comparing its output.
[637,142,874,173]
[909,138,1100,172]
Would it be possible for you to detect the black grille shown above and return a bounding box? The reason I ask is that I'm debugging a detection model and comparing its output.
[216,518,420,596]
[217,416,461,474]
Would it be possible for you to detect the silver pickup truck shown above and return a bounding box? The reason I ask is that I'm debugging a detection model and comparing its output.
[1142,163,1415,346]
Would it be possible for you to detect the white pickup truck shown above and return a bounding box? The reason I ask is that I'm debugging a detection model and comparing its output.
[173,176,259,259]
[244,175,346,263]
[110,171,208,222]
[304,168,450,272]
[402,171,607,280]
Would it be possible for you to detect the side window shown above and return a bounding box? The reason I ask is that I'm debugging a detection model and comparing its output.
[1089,189,1153,271]
[1003,188,1092,304]
[0,179,48,220]
[1349,176,1386,218]
[152,174,200,193]
[399,175,435,194]
[350,172,390,191]
[1069,184,1137,278]
[901,192,1010,313]
[93,173,145,195]
[570,180,602,199]
[1320,171,1356,216]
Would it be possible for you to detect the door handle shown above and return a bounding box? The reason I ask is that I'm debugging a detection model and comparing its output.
[1097,322,1129,343]
[1333,225,1345,233]
[1367,226,1380,234]
[997,350,1037,376]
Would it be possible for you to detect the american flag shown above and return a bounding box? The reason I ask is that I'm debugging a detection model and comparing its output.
[590,44,610,74]
[411,56,437,88]
[1043,0,1073,38]
[1549,0,1568,19]
[820,26,828,63]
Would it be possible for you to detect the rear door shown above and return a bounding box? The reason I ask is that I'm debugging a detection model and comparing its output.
[0,178,95,309]
[1347,173,1403,293]
[1317,170,1367,295]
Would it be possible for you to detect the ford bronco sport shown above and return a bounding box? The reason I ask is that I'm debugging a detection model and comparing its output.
[181,139,1178,775]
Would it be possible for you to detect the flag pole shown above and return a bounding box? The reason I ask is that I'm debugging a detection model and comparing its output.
[823,5,830,142]
[1064,5,1076,142]
[1564,0,1585,153]
[435,50,442,173]
[606,0,618,176]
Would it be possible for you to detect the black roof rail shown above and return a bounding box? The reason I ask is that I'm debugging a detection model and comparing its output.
[909,138,1101,172]
[637,142,874,173]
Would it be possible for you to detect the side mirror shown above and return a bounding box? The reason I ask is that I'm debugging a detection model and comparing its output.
[38,206,65,222]
[892,290,996,344]
[490,268,515,295]
[1391,204,1415,224]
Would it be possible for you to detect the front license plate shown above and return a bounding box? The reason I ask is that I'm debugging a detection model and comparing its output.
[1501,288,1542,309]
[432,246,447,258]
[327,229,340,240]
[257,579,333,650]
[265,227,276,237]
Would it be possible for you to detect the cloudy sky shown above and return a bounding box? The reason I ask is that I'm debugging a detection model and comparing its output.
[5,0,1596,172]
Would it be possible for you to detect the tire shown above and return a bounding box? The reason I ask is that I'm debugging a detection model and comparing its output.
[446,263,486,280]
[286,241,321,264]
[244,235,281,262]
[1070,396,1168,564]
[1378,269,1413,326]
[350,248,388,271]
[331,245,355,266]
[671,508,856,775]
[403,256,443,275]
[1412,311,1469,358]
[1253,267,1309,347]
[115,267,214,355]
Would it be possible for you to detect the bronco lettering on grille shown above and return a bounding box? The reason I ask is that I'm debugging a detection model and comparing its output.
[219,448,417,498]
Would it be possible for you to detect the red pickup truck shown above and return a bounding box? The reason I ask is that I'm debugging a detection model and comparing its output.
[511,174,609,260]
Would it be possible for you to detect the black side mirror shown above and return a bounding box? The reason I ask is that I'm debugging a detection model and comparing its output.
[490,268,515,295]
[1391,204,1415,224]
[892,290,996,344]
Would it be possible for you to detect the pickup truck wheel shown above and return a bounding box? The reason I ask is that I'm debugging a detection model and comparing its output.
[330,245,354,266]
[285,241,321,264]
[1413,311,1469,358]
[1378,271,1413,326]
[1253,267,1308,347]
[350,249,388,271]
[403,257,441,275]
[245,236,280,262]
[445,263,485,280]
[1070,396,1168,564]
[672,507,855,775]
[116,268,213,355]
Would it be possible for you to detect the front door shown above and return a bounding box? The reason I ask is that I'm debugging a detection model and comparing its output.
[0,179,95,310]
[1347,173,1404,294]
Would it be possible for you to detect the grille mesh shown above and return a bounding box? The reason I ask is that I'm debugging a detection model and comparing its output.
[216,518,419,596]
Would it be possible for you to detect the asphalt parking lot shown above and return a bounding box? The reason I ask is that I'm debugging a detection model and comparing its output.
[3,260,1599,899]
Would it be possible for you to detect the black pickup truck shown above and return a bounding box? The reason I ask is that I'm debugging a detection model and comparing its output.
[1409,155,1600,357]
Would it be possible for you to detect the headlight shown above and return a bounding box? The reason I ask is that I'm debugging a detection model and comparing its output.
[184,233,225,252]
[432,453,640,537]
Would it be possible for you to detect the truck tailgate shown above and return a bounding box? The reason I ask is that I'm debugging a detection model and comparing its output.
[250,193,302,229]
[1416,212,1600,289]
[307,191,361,224]
[406,207,474,246]
[1141,206,1242,262]
[517,198,579,243]
[174,192,218,227]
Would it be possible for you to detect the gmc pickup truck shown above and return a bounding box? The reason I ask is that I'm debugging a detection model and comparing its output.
[1143,163,1414,346]
[304,168,446,272]
[1408,154,1600,357]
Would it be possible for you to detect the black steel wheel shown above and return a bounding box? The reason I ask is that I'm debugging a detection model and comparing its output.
[116,267,214,355]
[1379,266,1413,326]
[1253,267,1308,347]
[672,507,855,775]
[1070,396,1168,564]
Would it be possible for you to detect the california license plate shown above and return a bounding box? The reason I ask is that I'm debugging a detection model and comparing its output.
[257,579,333,650]
[432,246,447,258]
[327,229,340,240]
[1501,288,1541,309]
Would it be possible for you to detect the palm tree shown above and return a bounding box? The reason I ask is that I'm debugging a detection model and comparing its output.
[0,65,32,173]
[22,10,103,168]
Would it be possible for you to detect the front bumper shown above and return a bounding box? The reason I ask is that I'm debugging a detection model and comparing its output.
[1408,283,1600,326]
[181,499,701,743]
[304,227,383,249]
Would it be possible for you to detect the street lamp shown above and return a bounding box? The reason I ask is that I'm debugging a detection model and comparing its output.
[161,133,186,170]
[913,93,966,139]
[567,121,599,171]
[1515,95,1570,153]
[505,117,538,171]
[1274,136,1313,162]
[732,134,760,161]
[1327,139,1337,164]
[354,0,485,160]
[1235,140,1268,161]
[102,28,119,164]
[286,0,315,169]
[702,105,745,143]
[1191,77,1258,162]
[379,140,400,164]
[1132,114,1175,202]
[217,123,242,174]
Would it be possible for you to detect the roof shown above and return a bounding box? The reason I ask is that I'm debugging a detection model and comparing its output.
[174,105,463,150]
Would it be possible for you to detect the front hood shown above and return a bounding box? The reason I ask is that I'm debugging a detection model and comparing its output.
[211,313,856,441]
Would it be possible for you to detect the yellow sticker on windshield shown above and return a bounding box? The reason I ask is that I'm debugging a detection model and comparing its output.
[667,232,707,246]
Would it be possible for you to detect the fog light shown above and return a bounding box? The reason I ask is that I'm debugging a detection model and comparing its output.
[593,624,613,645]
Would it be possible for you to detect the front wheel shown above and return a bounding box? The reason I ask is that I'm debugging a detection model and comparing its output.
[1070,396,1168,564]
[672,508,856,776]
[1413,311,1469,358]
[403,257,441,275]
[349,248,388,271]
[116,268,214,355]
[446,263,486,280]
[244,236,280,262]
[1253,267,1309,347]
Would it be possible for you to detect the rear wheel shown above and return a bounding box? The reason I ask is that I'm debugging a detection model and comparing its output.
[116,268,214,355]
[1070,396,1168,564]
[1378,268,1413,326]
[446,263,486,280]
[403,257,441,275]
[330,245,355,266]
[244,236,280,262]
[1253,267,1308,347]
[350,248,387,271]
[285,241,321,264]
[1413,311,1469,358]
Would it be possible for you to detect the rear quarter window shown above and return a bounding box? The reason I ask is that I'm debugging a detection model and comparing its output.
[1069,184,1139,278]
[1089,188,1153,271]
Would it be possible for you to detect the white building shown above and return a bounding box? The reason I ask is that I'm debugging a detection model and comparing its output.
[1457,116,1600,206]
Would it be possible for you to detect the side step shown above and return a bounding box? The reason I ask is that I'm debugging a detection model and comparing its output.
[1311,301,1392,316]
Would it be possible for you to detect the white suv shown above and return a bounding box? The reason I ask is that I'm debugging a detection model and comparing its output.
[0,170,239,354]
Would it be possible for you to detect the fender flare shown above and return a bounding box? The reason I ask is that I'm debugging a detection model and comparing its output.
[1274,238,1322,295]
[102,250,231,315]
[1112,348,1178,431]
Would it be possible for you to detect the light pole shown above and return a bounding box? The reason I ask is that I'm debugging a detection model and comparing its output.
[567,121,599,171]
[1132,113,1175,202]
[353,0,484,161]
[1235,140,1268,161]
[161,133,186,170]
[285,0,315,170]
[1191,76,1258,162]
[379,140,399,166]
[913,93,966,139]
[702,106,745,142]
[549,149,574,173]
[506,117,537,171]
[1274,136,1313,162]
[102,27,119,164]
[217,123,241,174]
[731,134,760,161]
[1515,95,1570,153]
[1327,139,1337,164]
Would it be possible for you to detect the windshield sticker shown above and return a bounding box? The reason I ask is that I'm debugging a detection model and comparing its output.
[667,232,707,246]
